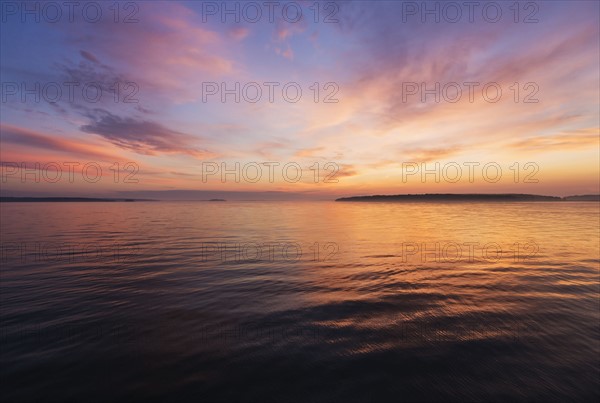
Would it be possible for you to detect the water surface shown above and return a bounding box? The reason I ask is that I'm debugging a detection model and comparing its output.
[1,201,598,401]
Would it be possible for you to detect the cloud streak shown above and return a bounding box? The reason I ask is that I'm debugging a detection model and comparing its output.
[80,111,213,158]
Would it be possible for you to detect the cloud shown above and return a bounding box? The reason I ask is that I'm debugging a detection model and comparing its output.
[61,2,236,102]
[0,124,117,161]
[229,27,250,41]
[509,129,600,151]
[335,164,359,178]
[251,139,292,159]
[401,146,462,162]
[294,147,325,158]
[274,19,307,41]
[270,15,307,59]
[276,45,294,60]
[80,50,100,64]
[79,110,213,158]
[56,56,127,100]
[283,48,294,60]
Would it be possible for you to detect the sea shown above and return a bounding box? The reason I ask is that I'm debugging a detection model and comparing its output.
[1,201,598,401]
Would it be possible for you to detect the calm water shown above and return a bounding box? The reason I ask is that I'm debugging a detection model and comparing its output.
[1,201,599,401]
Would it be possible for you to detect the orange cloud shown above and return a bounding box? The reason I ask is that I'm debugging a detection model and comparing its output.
[509,128,600,151]
[1,124,118,161]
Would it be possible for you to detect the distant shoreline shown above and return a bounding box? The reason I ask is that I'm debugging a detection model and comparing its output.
[0,197,154,203]
[0,197,232,203]
[1,194,598,203]
[335,194,600,202]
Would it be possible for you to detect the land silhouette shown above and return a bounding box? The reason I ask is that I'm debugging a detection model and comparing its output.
[1,194,599,202]
[336,194,600,202]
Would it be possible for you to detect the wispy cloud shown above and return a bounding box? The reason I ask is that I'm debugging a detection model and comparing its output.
[1,124,116,161]
[509,128,600,151]
[80,110,213,158]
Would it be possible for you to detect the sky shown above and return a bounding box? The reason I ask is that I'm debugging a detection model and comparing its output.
[1,0,599,199]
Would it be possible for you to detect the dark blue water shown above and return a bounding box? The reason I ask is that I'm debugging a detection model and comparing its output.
[1,201,599,401]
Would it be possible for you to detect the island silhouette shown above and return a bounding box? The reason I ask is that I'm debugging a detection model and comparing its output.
[335,194,600,202]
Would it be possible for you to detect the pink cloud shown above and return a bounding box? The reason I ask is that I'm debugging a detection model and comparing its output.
[62,3,236,103]
[229,27,250,41]
[1,124,119,161]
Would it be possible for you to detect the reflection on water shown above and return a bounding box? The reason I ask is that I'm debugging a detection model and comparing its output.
[1,201,599,401]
